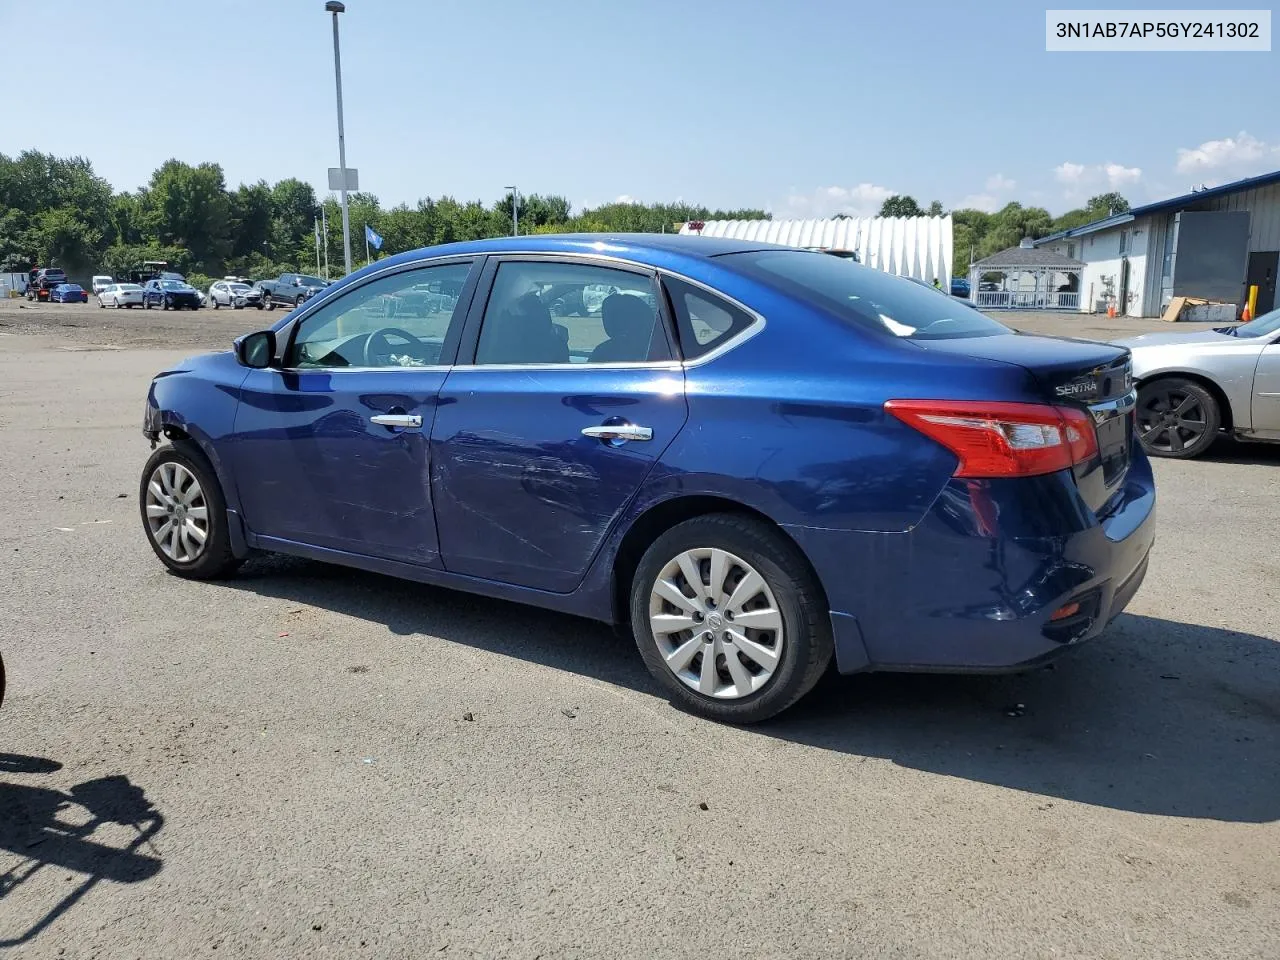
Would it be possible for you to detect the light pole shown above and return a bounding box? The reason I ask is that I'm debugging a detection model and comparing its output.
[326,0,353,275]
[505,185,518,236]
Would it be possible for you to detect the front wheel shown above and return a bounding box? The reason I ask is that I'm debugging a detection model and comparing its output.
[630,514,832,723]
[139,443,241,579]
[265,293,276,311]
[1136,377,1220,459]
[211,295,220,310]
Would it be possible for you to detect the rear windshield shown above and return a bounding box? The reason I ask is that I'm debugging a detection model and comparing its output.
[719,250,1012,341]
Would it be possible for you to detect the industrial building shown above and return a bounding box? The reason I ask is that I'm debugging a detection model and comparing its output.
[1032,169,1280,318]
[679,216,954,287]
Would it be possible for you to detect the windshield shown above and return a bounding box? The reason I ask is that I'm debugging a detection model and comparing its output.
[1227,306,1280,338]
[230,283,251,293]
[160,280,188,290]
[298,275,327,287]
[719,250,1013,340]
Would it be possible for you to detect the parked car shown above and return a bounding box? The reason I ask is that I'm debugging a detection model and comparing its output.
[91,274,115,295]
[50,282,89,303]
[951,277,971,298]
[143,278,201,310]
[256,273,330,310]
[208,280,263,310]
[25,267,67,301]
[98,282,145,309]
[1114,306,1280,458]
[137,235,1154,723]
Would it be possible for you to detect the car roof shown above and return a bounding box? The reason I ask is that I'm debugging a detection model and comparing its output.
[365,232,789,272]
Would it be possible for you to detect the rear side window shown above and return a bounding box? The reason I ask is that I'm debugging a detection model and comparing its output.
[719,250,1013,341]
[661,276,755,360]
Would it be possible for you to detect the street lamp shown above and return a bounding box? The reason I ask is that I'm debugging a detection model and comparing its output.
[505,185,519,236]
[326,0,352,275]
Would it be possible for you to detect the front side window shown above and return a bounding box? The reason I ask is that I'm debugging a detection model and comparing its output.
[285,261,472,369]
[474,261,671,365]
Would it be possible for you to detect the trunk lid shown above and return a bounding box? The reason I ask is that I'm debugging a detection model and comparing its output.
[914,332,1135,514]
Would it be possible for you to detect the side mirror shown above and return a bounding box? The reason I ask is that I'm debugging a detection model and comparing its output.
[234,330,276,369]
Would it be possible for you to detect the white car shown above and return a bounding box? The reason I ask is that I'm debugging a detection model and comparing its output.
[98,283,145,309]
[91,275,114,295]
[208,280,264,310]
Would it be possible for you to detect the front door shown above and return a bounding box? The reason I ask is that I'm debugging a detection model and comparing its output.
[228,258,478,566]
[431,256,688,592]
[1246,251,1278,316]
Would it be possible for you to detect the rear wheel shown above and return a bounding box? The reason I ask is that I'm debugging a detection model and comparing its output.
[630,514,832,723]
[139,443,241,579]
[1136,377,1220,459]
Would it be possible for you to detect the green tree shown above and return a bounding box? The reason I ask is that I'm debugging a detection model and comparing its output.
[143,160,232,272]
[879,195,924,218]
[927,200,944,216]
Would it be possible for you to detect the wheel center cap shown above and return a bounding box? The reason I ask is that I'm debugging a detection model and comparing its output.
[707,613,724,630]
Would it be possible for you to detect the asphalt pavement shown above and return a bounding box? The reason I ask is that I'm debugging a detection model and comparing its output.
[0,303,1276,959]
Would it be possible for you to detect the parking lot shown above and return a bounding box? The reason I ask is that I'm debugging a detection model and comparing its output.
[1,300,1277,958]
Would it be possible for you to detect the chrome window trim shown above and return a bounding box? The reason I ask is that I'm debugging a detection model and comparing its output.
[279,248,768,374]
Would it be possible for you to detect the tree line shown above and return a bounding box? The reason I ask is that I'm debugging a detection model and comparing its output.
[877,192,1132,274]
[0,151,766,290]
[0,150,1129,290]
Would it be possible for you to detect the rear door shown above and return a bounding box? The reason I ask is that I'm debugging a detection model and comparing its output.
[228,257,480,565]
[430,255,688,592]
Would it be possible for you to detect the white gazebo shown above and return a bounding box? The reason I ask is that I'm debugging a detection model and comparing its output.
[969,238,1084,310]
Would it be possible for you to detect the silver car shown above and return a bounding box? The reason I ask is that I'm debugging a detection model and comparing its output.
[208,280,263,310]
[97,282,145,309]
[1114,307,1280,458]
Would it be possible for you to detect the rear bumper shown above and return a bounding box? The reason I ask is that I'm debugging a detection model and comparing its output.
[787,451,1156,674]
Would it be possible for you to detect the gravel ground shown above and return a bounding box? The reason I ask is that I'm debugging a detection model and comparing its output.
[0,308,1277,959]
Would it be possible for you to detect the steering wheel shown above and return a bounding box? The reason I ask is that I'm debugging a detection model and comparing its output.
[362,327,424,366]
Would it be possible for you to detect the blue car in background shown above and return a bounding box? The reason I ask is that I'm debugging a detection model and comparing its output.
[50,282,88,303]
[951,276,971,298]
[138,234,1154,722]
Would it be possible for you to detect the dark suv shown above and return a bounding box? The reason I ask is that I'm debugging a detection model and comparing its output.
[26,267,68,301]
[143,278,201,310]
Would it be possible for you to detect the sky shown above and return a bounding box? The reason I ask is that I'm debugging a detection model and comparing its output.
[3,0,1278,217]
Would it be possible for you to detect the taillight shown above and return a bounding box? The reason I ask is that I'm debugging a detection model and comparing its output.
[884,400,1099,478]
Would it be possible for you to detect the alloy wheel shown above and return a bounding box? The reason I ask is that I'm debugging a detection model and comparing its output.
[144,461,209,563]
[1138,386,1208,454]
[648,547,784,700]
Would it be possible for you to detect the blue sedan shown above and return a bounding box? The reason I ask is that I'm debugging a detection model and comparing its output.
[50,282,89,303]
[138,234,1155,722]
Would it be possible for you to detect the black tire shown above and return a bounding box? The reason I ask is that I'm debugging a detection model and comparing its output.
[629,513,832,724]
[265,292,276,311]
[295,294,305,307]
[211,295,220,310]
[98,298,105,308]
[255,300,264,310]
[1136,377,1220,459]
[139,442,241,580]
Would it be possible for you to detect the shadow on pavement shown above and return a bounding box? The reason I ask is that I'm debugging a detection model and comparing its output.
[1199,437,1280,465]
[0,770,163,948]
[227,557,1280,823]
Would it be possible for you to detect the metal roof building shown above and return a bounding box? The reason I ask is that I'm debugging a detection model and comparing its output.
[1033,169,1280,317]
[679,216,954,286]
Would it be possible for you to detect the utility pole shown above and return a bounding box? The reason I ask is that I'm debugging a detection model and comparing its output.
[326,1,353,275]
[505,185,519,236]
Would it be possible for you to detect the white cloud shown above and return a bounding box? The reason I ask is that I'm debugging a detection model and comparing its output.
[615,194,636,204]
[985,173,1016,192]
[1053,160,1143,199]
[1104,163,1142,187]
[956,193,999,213]
[1054,161,1087,183]
[1175,131,1279,176]
[779,183,895,218]
[957,173,1018,212]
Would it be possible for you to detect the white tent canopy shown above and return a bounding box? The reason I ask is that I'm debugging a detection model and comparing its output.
[679,216,953,286]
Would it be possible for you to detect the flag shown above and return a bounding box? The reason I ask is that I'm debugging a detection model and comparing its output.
[365,224,384,251]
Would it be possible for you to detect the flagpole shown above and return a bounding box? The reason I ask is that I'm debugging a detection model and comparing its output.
[315,217,321,275]
[364,224,370,266]
[321,205,329,280]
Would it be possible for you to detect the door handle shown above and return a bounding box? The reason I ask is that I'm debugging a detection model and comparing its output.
[581,423,653,442]
[370,413,423,429]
